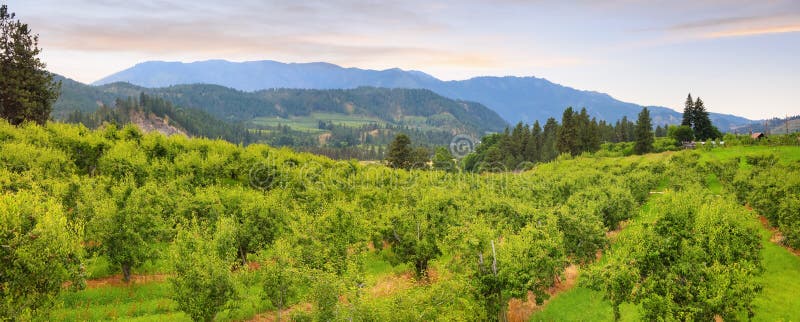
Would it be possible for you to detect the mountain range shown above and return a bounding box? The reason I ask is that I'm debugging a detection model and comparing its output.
[55,75,508,136]
[94,59,753,130]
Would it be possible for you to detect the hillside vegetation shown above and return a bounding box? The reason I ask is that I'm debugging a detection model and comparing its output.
[89,59,753,129]
[2,120,793,321]
[54,76,507,135]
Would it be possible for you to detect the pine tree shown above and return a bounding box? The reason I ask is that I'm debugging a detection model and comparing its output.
[681,93,694,127]
[0,5,60,125]
[692,97,715,140]
[542,118,559,161]
[557,107,578,155]
[525,121,542,162]
[634,107,654,155]
[387,133,413,169]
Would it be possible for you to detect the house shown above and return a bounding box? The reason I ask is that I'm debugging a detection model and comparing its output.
[751,132,765,139]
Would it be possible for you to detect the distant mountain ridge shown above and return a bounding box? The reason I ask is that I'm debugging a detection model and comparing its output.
[93,60,753,130]
[56,75,508,136]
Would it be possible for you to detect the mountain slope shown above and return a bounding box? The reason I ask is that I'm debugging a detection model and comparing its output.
[58,76,509,135]
[93,60,753,130]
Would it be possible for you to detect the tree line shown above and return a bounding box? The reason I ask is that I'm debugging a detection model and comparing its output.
[459,106,654,171]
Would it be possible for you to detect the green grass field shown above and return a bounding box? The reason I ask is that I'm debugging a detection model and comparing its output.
[250,113,385,132]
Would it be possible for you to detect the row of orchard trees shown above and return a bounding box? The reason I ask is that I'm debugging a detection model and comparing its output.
[0,119,665,320]
[585,152,763,320]
[0,119,767,321]
[730,154,800,248]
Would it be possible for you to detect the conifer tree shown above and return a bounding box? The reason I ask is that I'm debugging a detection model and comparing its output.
[557,107,578,155]
[681,93,694,127]
[634,107,654,155]
[542,118,559,161]
[387,133,413,169]
[0,5,60,125]
[692,97,715,140]
[525,121,542,162]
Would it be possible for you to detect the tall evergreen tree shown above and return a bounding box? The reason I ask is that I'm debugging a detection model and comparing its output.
[525,121,542,162]
[692,97,716,140]
[0,5,60,125]
[556,107,578,155]
[634,107,654,155]
[542,117,559,161]
[681,93,694,127]
[387,133,413,169]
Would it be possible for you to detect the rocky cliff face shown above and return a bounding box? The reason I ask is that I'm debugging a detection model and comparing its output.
[129,110,187,137]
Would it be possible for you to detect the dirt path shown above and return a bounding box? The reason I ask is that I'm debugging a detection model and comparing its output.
[758,215,800,256]
[506,264,579,322]
[506,198,648,321]
[85,274,170,288]
[248,271,417,321]
[63,273,171,289]
[249,303,312,322]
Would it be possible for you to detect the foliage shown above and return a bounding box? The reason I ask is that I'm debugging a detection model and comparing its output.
[95,180,167,281]
[0,190,83,319]
[261,239,301,320]
[585,189,762,320]
[668,125,694,144]
[389,192,455,278]
[432,146,456,172]
[15,118,788,321]
[680,94,719,141]
[633,107,653,155]
[465,107,656,172]
[66,93,259,144]
[169,220,238,322]
[0,5,60,125]
[387,133,430,169]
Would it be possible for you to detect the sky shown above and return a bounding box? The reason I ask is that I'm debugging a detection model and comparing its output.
[5,0,800,119]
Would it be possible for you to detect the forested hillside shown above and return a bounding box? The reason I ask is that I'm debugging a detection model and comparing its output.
[91,60,753,129]
[54,75,508,135]
[64,93,258,144]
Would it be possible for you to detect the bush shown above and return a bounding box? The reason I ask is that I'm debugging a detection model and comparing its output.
[169,220,237,322]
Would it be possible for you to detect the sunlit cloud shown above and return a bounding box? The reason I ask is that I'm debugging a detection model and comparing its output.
[704,24,800,38]
[5,0,799,119]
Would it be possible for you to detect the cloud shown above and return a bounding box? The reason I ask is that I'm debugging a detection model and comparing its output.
[704,24,800,38]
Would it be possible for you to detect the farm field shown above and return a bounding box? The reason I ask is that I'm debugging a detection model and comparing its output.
[530,145,800,321]
[2,120,798,321]
[249,113,385,132]
[3,1,800,321]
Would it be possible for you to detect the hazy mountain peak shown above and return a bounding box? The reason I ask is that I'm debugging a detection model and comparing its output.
[92,59,752,129]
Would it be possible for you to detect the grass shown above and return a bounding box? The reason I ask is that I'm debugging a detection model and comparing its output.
[698,145,800,164]
[51,282,185,321]
[528,181,667,321]
[250,112,385,132]
[528,287,639,322]
[51,248,403,321]
[748,227,800,321]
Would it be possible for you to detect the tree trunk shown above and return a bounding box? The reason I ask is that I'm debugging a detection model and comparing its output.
[277,287,285,322]
[121,263,132,282]
[239,247,248,267]
[415,259,428,280]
